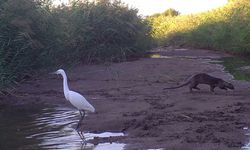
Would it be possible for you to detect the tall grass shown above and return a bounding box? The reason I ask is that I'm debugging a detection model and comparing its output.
[65,0,153,63]
[148,0,250,54]
[0,0,54,88]
[0,0,153,89]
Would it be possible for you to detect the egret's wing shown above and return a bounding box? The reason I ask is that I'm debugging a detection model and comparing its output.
[68,91,95,112]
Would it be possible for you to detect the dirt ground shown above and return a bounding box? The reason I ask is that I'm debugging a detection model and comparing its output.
[1,47,250,150]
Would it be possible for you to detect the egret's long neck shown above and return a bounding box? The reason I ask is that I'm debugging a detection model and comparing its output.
[61,72,70,100]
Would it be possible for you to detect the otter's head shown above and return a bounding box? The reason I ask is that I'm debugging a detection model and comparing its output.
[224,82,234,90]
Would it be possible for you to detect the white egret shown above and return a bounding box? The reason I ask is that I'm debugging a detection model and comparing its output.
[52,69,95,139]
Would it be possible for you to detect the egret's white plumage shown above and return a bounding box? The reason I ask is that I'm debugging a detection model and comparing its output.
[68,90,95,112]
[52,69,95,140]
[53,69,95,113]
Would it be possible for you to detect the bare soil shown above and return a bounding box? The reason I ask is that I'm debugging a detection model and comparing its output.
[1,47,250,150]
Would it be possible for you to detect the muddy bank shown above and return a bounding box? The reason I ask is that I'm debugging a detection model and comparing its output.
[1,47,250,150]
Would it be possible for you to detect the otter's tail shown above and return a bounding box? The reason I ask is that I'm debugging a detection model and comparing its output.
[164,80,190,89]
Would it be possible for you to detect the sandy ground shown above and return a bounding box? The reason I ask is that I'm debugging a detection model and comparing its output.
[1,47,250,150]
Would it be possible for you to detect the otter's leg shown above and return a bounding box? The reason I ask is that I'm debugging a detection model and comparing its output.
[189,87,193,92]
[194,87,200,90]
[210,85,215,92]
[189,81,198,92]
[219,84,227,90]
[193,83,200,90]
[221,87,227,90]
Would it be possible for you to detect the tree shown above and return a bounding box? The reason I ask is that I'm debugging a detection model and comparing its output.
[162,8,180,17]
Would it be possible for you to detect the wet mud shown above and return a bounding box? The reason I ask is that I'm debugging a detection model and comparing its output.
[1,47,250,150]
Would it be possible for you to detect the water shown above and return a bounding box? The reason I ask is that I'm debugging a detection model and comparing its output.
[0,107,125,150]
[242,127,250,150]
[150,52,250,81]
[218,57,250,81]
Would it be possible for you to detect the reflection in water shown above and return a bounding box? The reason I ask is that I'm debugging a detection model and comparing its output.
[219,57,250,81]
[242,127,250,150]
[150,54,172,59]
[0,107,125,150]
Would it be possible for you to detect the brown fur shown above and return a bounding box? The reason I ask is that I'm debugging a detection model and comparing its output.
[164,73,234,92]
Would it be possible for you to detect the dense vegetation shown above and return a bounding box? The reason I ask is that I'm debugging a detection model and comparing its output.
[1,0,249,90]
[0,0,153,89]
[148,0,250,54]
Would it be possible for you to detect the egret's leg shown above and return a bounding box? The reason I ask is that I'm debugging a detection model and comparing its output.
[79,111,85,137]
[76,111,86,141]
[80,111,83,117]
[76,111,85,130]
[80,111,86,119]
[76,116,82,130]
[79,132,85,140]
[77,131,85,140]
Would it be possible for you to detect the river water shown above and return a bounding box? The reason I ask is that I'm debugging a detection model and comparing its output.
[0,107,125,150]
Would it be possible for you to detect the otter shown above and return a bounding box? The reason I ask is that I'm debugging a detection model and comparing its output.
[164,73,234,92]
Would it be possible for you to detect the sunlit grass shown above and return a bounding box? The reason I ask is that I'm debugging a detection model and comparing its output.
[148,0,250,54]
